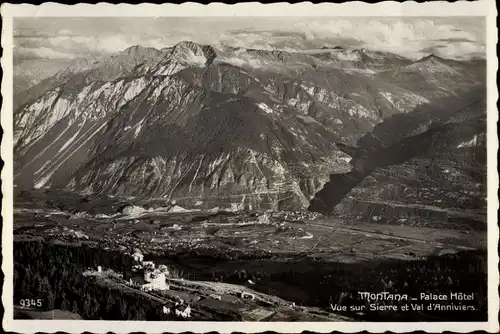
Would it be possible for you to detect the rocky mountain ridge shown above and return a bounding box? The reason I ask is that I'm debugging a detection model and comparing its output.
[14,41,486,211]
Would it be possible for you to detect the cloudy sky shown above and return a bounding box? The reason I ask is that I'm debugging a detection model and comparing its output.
[14,17,486,65]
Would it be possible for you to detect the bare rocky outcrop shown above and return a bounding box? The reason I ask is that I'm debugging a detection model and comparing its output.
[14,42,485,211]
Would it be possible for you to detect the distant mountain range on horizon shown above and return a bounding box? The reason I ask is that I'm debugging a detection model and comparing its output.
[14,40,486,96]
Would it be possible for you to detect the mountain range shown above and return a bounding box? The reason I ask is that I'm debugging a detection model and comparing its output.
[14,41,486,212]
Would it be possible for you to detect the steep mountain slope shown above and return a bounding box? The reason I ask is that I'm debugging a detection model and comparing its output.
[377,54,485,99]
[14,59,73,96]
[309,88,486,229]
[13,45,165,111]
[14,41,486,211]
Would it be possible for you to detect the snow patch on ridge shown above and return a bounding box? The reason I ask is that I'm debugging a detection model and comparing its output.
[457,134,481,148]
[185,49,207,67]
[379,91,397,107]
[58,120,86,153]
[257,102,274,114]
[334,50,362,61]
[217,56,264,69]
[34,161,51,176]
[34,172,53,189]
[134,119,145,138]
[123,77,148,101]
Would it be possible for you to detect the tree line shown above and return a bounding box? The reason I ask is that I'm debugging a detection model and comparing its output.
[13,241,174,320]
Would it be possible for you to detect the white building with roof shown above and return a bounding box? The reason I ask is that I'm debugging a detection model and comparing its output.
[132,252,144,262]
[175,305,191,318]
[141,270,168,291]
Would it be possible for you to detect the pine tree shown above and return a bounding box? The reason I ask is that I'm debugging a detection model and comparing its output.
[83,294,92,318]
[71,300,79,314]
[46,291,55,310]
[135,307,146,320]
[91,298,101,319]
[35,274,45,294]
[60,293,69,311]
[19,277,29,297]
[105,293,114,314]
[119,300,127,319]
[41,276,52,295]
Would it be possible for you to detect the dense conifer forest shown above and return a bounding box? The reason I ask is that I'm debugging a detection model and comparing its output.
[13,240,487,321]
[13,241,171,320]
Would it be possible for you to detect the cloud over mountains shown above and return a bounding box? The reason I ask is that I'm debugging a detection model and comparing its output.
[14,17,485,65]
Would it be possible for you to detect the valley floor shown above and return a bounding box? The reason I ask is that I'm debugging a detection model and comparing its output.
[12,189,488,322]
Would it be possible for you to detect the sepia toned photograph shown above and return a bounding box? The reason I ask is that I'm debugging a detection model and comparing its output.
[1,2,498,333]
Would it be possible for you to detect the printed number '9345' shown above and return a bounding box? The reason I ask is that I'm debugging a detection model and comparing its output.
[20,299,42,308]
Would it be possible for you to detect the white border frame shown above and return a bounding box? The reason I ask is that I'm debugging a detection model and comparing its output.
[1,1,498,333]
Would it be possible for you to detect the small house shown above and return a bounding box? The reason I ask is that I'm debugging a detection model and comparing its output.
[142,270,168,291]
[143,261,155,269]
[175,305,191,318]
[132,252,144,262]
[209,294,222,300]
[239,291,256,300]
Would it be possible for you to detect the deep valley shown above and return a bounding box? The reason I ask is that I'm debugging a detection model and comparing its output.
[12,39,488,322]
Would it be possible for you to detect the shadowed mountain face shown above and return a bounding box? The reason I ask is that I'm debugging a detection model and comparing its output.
[14,41,485,211]
[309,88,487,227]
